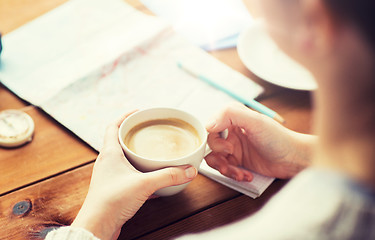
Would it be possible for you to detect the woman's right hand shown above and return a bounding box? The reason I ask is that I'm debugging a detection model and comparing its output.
[206,102,316,181]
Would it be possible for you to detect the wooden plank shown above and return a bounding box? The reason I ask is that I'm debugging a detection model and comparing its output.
[0,164,93,240]
[0,165,240,240]
[119,176,240,240]
[0,106,97,195]
[126,0,154,15]
[261,90,313,134]
[0,84,28,111]
[138,180,287,240]
[0,0,68,34]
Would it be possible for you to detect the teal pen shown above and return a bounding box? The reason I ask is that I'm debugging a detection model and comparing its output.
[177,62,285,123]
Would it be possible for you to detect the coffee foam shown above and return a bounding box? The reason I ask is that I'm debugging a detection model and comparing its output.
[124,118,201,160]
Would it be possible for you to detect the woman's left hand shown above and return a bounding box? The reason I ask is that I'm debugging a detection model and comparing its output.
[72,111,197,240]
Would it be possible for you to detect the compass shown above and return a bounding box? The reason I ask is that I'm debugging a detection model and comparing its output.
[0,109,35,148]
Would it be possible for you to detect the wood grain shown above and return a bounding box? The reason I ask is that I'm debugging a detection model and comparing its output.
[119,175,240,240]
[0,164,241,240]
[0,84,28,111]
[261,89,313,134]
[139,180,287,240]
[0,106,97,195]
[0,164,93,240]
[0,0,68,34]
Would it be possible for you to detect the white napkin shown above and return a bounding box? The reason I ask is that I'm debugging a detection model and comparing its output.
[199,161,275,198]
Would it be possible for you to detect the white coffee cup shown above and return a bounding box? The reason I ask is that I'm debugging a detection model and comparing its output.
[118,107,207,196]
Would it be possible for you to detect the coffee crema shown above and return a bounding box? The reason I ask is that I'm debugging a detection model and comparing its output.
[124,118,201,160]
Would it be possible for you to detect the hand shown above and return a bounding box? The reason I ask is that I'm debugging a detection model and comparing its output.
[206,102,315,181]
[72,111,197,240]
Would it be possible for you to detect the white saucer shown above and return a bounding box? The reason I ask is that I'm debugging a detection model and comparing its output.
[237,21,317,91]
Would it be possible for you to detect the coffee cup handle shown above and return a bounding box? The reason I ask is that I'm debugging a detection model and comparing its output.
[204,129,228,157]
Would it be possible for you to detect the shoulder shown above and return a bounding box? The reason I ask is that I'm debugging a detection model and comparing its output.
[251,168,375,239]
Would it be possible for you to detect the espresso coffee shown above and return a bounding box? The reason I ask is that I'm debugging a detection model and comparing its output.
[124,118,201,160]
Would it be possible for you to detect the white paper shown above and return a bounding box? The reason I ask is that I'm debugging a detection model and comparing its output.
[141,0,253,50]
[0,0,166,105]
[199,161,275,198]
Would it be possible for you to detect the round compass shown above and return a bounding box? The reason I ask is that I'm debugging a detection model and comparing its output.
[0,109,35,148]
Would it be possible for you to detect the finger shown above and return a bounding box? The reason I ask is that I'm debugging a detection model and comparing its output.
[236,127,252,168]
[148,195,159,200]
[205,153,229,175]
[225,165,254,182]
[206,153,253,182]
[144,165,197,192]
[206,102,264,133]
[226,127,243,165]
[115,109,139,126]
[215,154,253,181]
[102,110,139,150]
[102,122,122,151]
[226,165,244,181]
[207,132,233,155]
[226,154,241,170]
[228,152,254,182]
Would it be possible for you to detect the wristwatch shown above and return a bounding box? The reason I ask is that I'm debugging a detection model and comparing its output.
[0,109,35,147]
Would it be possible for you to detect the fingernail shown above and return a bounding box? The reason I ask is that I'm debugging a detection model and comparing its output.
[231,174,238,181]
[223,148,232,155]
[185,167,197,179]
[206,120,216,130]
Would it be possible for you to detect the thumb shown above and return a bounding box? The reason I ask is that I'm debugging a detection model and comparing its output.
[144,165,197,192]
[206,103,263,133]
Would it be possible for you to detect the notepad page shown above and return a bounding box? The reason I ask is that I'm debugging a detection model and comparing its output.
[199,161,274,198]
[0,0,166,105]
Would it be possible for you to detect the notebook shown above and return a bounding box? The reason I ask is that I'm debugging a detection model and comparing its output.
[199,161,274,198]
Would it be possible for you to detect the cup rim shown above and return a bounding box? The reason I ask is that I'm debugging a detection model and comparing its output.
[118,107,207,163]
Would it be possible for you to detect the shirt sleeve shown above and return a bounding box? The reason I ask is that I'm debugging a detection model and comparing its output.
[176,168,375,240]
[45,226,101,240]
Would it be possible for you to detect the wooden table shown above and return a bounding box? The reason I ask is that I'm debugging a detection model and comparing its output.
[0,0,313,239]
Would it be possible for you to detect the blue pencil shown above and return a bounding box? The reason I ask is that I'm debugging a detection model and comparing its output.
[177,62,285,123]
